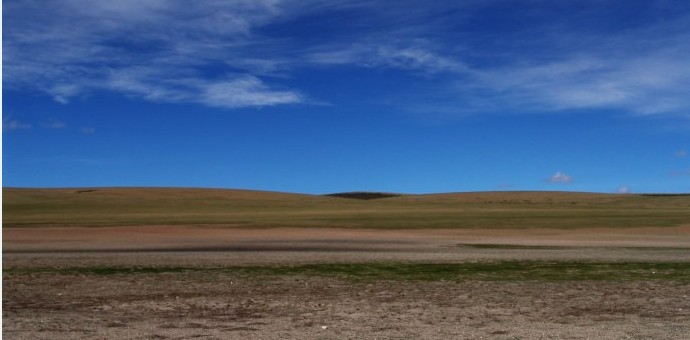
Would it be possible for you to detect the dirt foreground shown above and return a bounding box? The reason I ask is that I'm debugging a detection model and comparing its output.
[4,225,690,339]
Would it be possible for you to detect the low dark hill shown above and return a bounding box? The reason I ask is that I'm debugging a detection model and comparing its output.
[325,192,401,200]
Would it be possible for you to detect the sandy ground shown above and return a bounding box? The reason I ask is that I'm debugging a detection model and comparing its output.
[4,225,690,339]
[5,225,690,267]
[7,225,690,251]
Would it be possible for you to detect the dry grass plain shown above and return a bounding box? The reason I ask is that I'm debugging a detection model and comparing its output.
[3,188,690,339]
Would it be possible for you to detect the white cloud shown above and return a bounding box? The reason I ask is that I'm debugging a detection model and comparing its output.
[616,186,631,194]
[48,84,82,104]
[677,149,687,158]
[548,171,573,184]
[81,127,96,134]
[199,76,303,108]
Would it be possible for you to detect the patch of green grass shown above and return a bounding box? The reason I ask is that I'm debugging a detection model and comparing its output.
[6,261,690,282]
[458,244,566,250]
[458,244,690,251]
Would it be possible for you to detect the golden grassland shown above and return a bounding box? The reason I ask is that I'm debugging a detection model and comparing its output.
[3,187,690,229]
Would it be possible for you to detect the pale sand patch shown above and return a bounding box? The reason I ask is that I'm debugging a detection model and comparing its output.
[4,225,690,268]
[5,225,690,252]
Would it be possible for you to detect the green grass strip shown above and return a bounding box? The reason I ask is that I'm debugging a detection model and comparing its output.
[5,261,690,282]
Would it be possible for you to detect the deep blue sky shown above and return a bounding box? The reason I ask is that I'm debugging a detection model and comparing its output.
[3,0,690,194]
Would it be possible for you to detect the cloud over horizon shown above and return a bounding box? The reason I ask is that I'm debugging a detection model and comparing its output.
[616,186,632,194]
[548,172,573,184]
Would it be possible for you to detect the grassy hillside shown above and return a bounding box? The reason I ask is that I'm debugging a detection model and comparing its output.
[3,188,690,229]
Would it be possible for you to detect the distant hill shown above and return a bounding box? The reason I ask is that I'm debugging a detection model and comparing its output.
[325,192,401,200]
[3,187,690,229]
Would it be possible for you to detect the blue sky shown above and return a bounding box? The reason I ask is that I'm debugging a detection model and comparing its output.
[3,0,690,194]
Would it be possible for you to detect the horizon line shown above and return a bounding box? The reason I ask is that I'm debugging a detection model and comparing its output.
[3,186,689,196]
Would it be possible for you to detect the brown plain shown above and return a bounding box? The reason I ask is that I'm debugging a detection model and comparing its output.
[3,188,690,339]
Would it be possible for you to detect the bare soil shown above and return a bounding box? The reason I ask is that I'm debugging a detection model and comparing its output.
[4,226,690,339]
[4,271,690,339]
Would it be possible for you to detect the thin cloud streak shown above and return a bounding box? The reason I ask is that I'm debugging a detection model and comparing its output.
[303,4,690,117]
[3,118,32,131]
[199,76,303,108]
[471,48,690,116]
[307,42,471,74]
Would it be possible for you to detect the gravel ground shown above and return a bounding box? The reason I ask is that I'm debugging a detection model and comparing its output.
[4,226,690,339]
[4,271,690,339]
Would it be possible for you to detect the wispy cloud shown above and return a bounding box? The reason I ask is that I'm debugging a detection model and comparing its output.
[307,42,470,74]
[103,68,303,108]
[548,171,573,184]
[677,149,687,158]
[470,45,690,116]
[198,76,303,108]
[5,0,302,109]
[42,119,67,129]
[3,118,32,131]
[6,1,690,116]
[81,127,96,134]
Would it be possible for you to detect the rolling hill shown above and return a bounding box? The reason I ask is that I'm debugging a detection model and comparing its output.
[3,187,690,229]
